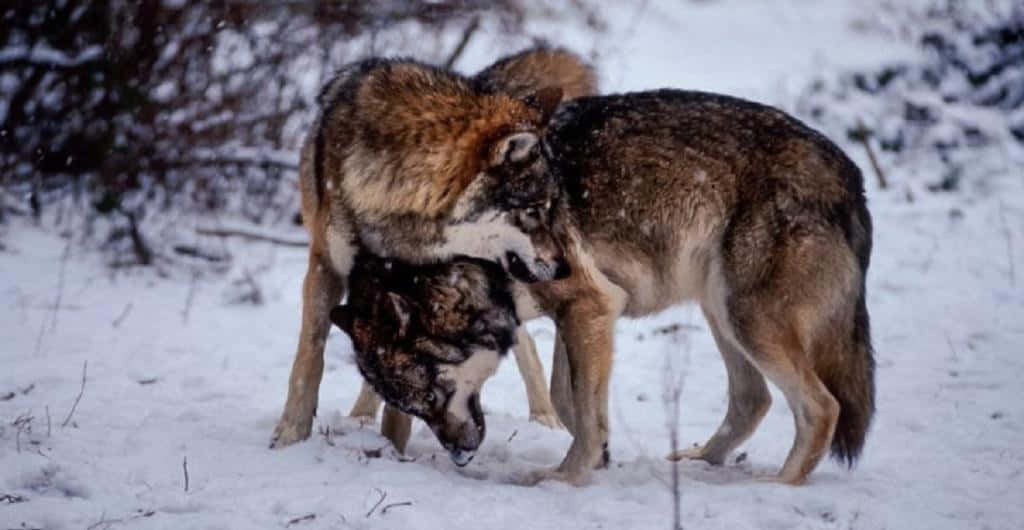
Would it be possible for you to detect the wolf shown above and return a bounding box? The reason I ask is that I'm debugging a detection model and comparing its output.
[330,251,521,465]
[346,89,876,486]
[270,48,596,449]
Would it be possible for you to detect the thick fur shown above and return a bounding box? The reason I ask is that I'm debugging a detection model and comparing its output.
[473,47,598,101]
[331,252,518,461]
[271,48,596,449]
[351,89,875,485]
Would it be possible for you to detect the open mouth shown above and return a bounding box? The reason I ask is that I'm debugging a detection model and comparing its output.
[505,251,540,283]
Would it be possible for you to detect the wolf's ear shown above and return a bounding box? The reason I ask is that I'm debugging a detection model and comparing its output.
[329,305,354,334]
[491,131,538,166]
[523,86,563,125]
[384,292,412,338]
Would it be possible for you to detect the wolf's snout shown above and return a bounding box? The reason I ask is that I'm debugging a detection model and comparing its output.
[505,251,539,283]
[448,448,476,467]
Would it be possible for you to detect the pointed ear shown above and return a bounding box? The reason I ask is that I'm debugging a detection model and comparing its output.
[329,305,354,334]
[490,131,538,167]
[523,86,563,124]
[385,292,412,338]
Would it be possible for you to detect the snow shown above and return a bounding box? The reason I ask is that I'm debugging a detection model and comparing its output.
[3,1,1024,529]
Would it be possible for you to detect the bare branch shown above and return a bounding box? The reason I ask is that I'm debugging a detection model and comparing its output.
[286,514,316,526]
[183,456,190,492]
[365,488,387,518]
[853,120,888,190]
[380,502,413,515]
[61,360,88,428]
[112,303,133,328]
[33,238,71,356]
[443,16,481,70]
[196,227,308,247]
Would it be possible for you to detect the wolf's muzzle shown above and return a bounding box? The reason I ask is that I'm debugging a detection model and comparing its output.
[448,448,476,467]
[505,252,571,283]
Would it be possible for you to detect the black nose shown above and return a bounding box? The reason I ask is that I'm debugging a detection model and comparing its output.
[553,258,571,280]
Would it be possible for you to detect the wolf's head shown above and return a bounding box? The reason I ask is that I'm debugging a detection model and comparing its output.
[330,252,519,466]
[339,59,571,284]
[441,85,571,284]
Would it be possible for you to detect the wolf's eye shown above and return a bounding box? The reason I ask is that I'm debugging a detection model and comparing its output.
[518,207,542,231]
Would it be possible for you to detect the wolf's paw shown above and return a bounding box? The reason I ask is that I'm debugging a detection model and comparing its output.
[512,466,592,487]
[269,418,312,449]
[666,444,725,465]
[528,411,565,430]
[666,444,705,461]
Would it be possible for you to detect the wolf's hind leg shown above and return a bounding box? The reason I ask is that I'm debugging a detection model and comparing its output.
[513,327,564,429]
[668,309,770,465]
[349,382,382,423]
[271,250,345,448]
[733,314,839,485]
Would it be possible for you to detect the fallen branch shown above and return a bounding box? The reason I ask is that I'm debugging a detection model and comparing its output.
[195,227,308,247]
[365,488,386,518]
[286,513,316,526]
[86,509,155,530]
[61,360,88,428]
[380,501,413,516]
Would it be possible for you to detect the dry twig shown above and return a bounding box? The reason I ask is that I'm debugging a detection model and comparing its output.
[112,303,133,328]
[61,360,87,428]
[195,227,307,247]
[365,488,386,518]
[853,120,888,189]
[33,238,71,356]
[443,16,481,70]
[381,502,413,516]
[183,456,190,492]
[286,513,316,526]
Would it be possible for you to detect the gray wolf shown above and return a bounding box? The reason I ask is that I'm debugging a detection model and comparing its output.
[347,89,876,486]
[270,48,596,449]
[330,251,521,466]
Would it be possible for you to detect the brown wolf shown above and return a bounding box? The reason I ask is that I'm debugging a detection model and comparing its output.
[346,89,876,486]
[270,48,596,449]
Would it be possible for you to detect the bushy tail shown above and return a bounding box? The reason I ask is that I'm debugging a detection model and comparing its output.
[822,292,875,467]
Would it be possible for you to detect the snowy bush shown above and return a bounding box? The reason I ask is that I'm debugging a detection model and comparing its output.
[0,1,601,265]
[796,0,1023,192]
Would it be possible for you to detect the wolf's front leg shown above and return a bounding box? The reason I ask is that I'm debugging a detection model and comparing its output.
[533,295,620,486]
[271,250,345,448]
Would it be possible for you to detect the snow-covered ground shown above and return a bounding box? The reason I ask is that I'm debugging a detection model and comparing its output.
[3,1,1023,529]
